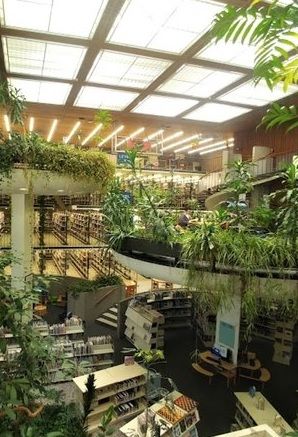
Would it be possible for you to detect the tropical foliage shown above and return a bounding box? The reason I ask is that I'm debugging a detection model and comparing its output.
[211,0,298,131]
[0,131,114,187]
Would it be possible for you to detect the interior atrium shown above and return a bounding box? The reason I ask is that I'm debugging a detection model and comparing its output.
[0,1,297,437]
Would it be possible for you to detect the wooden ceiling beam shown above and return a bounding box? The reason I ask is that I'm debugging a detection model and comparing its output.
[0,27,89,46]
[65,0,127,107]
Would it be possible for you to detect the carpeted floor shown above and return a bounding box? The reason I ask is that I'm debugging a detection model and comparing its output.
[46,305,298,437]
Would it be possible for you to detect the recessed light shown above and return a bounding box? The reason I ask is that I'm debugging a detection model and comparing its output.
[19,187,28,191]
[57,189,64,193]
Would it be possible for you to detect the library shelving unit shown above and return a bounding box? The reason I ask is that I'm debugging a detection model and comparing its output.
[125,304,165,351]
[151,278,173,290]
[69,212,90,244]
[90,249,110,276]
[120,391,200,437]
[48,335,114,384]
[52,212,68,245]
[89,212,104,241]
[272,320,298,365]
[69,249,89,278]
[73,362,147,435]
[52,249,68,276]
[234,392,293,434]
[145,290,192,329]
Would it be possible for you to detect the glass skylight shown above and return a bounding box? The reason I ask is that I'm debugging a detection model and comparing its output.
[9,78,71,104]
[132,95,198,117]
[3,37,86,79]
[218,80,298,107]
[88,50,171,88]
[75,86,138,110]
[158,65,244,98]
[196,41,256,68]
[107,0,224,54]
[0,0,108,38]
[183,102,251,122]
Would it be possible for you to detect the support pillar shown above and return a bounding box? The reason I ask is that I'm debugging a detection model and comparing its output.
[215,289,241,365]
[222,149,242,177]
[252,146,273,176]
[11,193,34,293]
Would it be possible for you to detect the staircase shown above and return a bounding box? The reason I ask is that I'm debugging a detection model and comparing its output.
[96,304,118,329]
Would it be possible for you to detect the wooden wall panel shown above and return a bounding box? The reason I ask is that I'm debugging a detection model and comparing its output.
[234,128,298,160]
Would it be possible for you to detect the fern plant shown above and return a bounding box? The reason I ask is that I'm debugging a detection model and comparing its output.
[211,0,298,131]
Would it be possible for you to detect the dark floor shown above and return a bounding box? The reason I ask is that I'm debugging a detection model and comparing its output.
[46,305,298,437]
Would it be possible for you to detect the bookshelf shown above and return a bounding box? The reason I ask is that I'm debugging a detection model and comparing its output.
[272,320,297,365]
[145,290,192,329]
[52,249,68,276]
[73,362,147,434]
[52,212,68,245]
[69,213,90,244]
[195,311,216,348]
[120,391,200,437]
[69,250,89,279]
[125,304,165,351]
[234,392,293,434]
[89,212,104,241]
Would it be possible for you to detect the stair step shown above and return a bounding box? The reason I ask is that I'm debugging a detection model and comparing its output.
[96,317,117,328]
[102,312,118,321]
[110,307,118,314]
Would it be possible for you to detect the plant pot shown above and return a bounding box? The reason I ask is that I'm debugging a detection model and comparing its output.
[120,236,181,259]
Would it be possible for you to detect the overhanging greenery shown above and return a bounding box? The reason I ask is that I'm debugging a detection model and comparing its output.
[211,0,298,131]
[0,131,114,188]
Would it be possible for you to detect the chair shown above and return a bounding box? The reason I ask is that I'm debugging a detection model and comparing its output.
[192,363,214,384]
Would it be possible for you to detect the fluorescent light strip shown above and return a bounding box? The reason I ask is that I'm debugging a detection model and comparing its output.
[156,131,183,146]
[3,114,10,132]
[189,139,228,154]
[200,145,227,155]
[47,119,58,142]
[116,127,145,149]
[65,121,81,144]
[29,117,34,132]
[146,129,164,141]
[98,125,124,147]
[175,144,193,154]
[163,134,199,152]
[82,123,102,146]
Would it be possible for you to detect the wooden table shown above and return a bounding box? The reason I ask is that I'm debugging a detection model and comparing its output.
[199,351,237,387]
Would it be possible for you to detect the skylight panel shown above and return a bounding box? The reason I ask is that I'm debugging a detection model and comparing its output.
[183,102,251,122]
[88,51,171,89]
[75,86,138,110]
[3,37,86,80]
[107,0,224,54]
[132,95,198,117]
[0,0,108,38]
[9,78,71,104]
[159,65,244,98]
[196,41,256,68]
[218,80,298,107]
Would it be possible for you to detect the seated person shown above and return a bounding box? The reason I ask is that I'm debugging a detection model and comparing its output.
[177,210,191,228]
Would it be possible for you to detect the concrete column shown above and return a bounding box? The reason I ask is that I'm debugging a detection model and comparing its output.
[222,150,242,177]
[11,193,34,293]
[215,289,241,365]
[252,146,273,175]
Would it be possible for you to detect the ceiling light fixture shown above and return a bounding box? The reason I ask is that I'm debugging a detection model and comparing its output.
[29,116,34,132]
[156,131,183,146]
[174,144,193,154]
[98,125,125,147]
[65,121,81,144]
[163,134,200,152]
[188,138,232,155]
[116,127,145,149]
[185,137,215,154]
[82,123,102,146]
[200,144,228,155]
[3,114,10,132]
[146,129,164,142]
[47,119,58,142]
